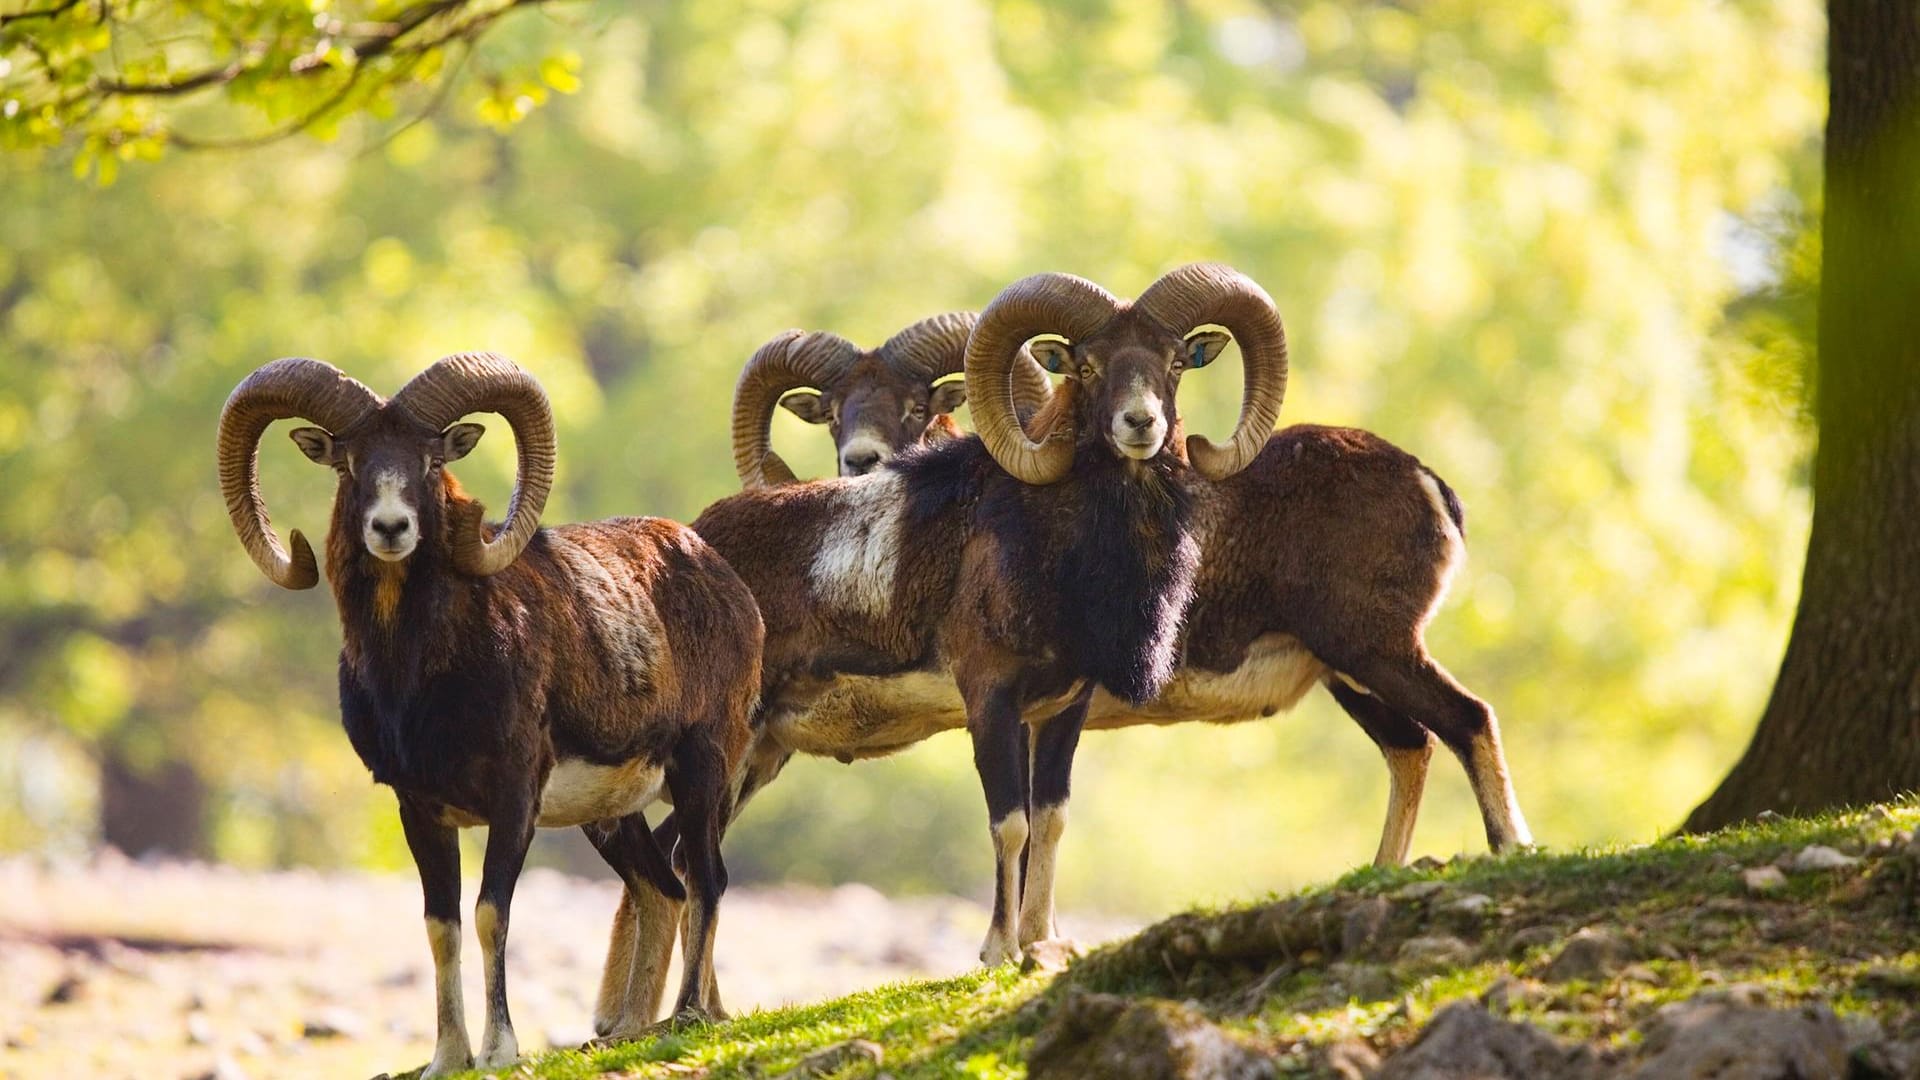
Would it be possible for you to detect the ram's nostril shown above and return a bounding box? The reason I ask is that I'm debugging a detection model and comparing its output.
[1123,411,1157,432]
[843,450,882,475]
[371,517,411,540]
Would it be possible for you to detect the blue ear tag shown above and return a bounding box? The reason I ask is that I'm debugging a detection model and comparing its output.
[1188,340,1214,369]
[1039,345,1070,374]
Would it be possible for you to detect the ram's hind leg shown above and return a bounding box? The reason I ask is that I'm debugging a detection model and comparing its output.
[1017,693,1088,962]
[665,736,730,1021]
[1337,651,1532,853]
[1326,677,1435,867]
[585,815,686,1041]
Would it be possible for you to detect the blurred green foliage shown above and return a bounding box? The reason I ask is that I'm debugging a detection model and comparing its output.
[0,0,1822,916]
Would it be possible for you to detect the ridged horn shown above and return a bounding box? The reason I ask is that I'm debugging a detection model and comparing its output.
[881,311,1053,427]
[390,352,556,577]
[1134,263,1289,481]
[216,358,382,589]
[730,330,860,488]
[965,273,1121,485]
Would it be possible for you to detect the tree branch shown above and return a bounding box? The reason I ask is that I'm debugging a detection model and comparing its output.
[0,0,83,28]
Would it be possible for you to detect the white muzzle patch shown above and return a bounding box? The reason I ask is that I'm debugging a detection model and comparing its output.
[1110,377,1166,460]
[838,432,893,476]
[363,470,419,561]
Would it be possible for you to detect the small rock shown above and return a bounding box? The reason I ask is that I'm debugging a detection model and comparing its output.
[1396,935,1474,973]
[1853,1038,1920,1080]
[1329,962,1395,1001]
[1341,897,1392,955]
[1028,990,1276,1079]
[775,1038,884,1079]
[1479,975,1544,1013]
[1540,928,1632,983]
[185,1010,217,1046]
[1409,856,1446,872]
[1375,1002,1599,1079]
[1787,844,1859,872]
[1443,893,1493,917]
[1627,999,1846,1079]
[1392,880,1447,903]
[42,972,84,1006]
[189,1054,249,1080]
[1322,1039,1382,1080]
[1617,964,1661,986]
[1755,810,1782,823]
[300,1006,365,1041]
[1867,804,1892,820]
[1505,925,1560,957]
[1741,865,1788,894]
[1022,938,1079,974]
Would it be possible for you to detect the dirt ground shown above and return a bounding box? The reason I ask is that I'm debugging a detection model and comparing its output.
[0,854,1139,1080]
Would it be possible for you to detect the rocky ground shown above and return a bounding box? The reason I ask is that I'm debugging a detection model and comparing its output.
[0,854,1137,1080]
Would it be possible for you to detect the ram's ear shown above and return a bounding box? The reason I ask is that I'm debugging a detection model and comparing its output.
[289,427,335,465]
[1183,330,1231,369]
[779,391,832,424]
[441,422,486,462]
[928,381,968,416]
[1029,339,1073,374]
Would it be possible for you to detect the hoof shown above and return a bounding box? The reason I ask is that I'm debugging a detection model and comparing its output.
[1020,937,1081,974]
[979,938,1021,968]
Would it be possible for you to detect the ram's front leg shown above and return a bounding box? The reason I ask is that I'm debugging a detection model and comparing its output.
[963,673,1031,967]
[1018,691,1089,963]
[475,794,537,1069]
[398,796,471,1079]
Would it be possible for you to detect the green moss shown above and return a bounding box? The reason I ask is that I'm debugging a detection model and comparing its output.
[456,800,1920,1078]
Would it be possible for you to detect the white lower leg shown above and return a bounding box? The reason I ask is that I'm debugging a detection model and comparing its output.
[1372,742,1433,867]
[1017,803,1067,948]
[602,886,682,1039]
[1468,726,1533,850]
[421,917,472,1079]
[593,890,639,1037]
[979,811,1028,966]
[474,901,519,1067]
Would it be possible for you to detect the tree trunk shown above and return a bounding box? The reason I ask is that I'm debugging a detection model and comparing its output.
[1685,0,1920,831]
[100,745,209,859]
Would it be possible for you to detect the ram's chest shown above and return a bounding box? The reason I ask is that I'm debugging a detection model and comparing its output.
[1086,633,1327,729]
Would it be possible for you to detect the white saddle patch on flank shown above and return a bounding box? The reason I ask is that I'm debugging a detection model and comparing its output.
[809,471,907,620]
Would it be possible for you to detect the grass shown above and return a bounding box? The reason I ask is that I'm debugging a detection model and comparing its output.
[439,799,1920,1078]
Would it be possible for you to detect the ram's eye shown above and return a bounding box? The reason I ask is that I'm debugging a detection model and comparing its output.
[1078,363,1096,381]
[909,404,927,420]
[1171,356,1186,373]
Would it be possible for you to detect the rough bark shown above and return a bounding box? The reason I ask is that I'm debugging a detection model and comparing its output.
[1686,0,1920,830]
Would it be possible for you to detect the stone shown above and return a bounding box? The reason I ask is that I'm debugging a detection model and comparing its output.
[1741,865,1787,894]
[1375,1002,1598,1079]
[1504,925,1559,956]
[1787,844,1860,872]
[775,1038,884,1079]
[1028,991,1276,1079]
[1022,938,1079,974]
[185,1010,217,1046]
[1322,1039,1381,1080]
[1539,928,1631,983]
[1342,897,1393,955]
[300,1006,365,1041]
[1392,880,1447,903]
[1442,893,1493,917]
[1395,935,1474,974]
[1626,999,1846,1079]
[41,972,84,1006]
[1329,962,1395,1001]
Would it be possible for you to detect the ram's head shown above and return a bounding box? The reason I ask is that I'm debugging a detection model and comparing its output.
[731,313,1052,485]
[966,263,1290,485]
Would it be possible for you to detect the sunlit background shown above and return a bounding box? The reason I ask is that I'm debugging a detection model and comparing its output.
[0,0,1824,918]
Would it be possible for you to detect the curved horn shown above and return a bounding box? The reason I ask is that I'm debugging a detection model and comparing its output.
[881,311,1054,427]
[1134,263,1289,481]
[965,273,1120,485]
[216,358,382,589]
[730,329,860,488]
[390,353,556,577]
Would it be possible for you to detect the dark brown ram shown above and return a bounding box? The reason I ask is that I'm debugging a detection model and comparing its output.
[592,266,1291,1034]
[216,355,761,1074]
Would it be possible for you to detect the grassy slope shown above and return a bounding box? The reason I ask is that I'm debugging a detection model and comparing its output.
[455,800,1920,1078]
